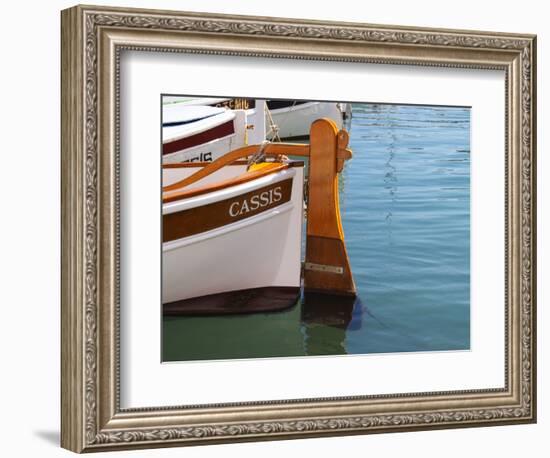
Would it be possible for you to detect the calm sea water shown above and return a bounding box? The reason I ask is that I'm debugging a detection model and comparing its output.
[162,103,471,361]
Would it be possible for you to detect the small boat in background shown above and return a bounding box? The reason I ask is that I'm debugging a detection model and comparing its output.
[162,96,231,106]
[162,97,352,163]
[162,100,266,163]
[266,100,351,140]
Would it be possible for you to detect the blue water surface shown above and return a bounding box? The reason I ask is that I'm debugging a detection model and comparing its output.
[342,103,470,355]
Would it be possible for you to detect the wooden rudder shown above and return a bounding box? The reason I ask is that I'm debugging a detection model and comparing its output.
[304,118,356,296]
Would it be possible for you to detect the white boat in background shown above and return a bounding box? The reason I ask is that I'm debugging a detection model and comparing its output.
[162,155,304,314]
[162,101,267,164]
[162,96,230,106]
[266,100,351,140]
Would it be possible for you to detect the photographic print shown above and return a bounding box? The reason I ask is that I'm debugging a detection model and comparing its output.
[161,97,471,362]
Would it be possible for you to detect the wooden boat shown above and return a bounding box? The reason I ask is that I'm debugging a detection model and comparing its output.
[162,101,266,163]
[266,100,351,140]
[163,158,305,314]
[163,118,355,315]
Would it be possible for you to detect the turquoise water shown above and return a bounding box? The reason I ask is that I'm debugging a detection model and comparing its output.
[163,103,470,361]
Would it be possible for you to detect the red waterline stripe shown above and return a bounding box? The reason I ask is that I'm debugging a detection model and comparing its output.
[163,120,235,155]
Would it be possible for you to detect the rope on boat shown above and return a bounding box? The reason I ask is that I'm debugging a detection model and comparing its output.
[247,140,270,168]
[267,100,299,142]
[265,105,282,142]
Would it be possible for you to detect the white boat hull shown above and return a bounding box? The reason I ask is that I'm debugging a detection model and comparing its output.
[267,102,348,139]
[162,167,304,306]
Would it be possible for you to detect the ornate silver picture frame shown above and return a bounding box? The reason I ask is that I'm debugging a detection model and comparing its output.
[61,4,536,453]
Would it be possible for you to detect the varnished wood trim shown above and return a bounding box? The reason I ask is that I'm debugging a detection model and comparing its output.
[304,237,355,296]
[163,161,250,168]
[163,160,305,169]
[304,119,355,295]
[163,178,293,241]
[163,163,288,202]
[286,160,305,168]
[163,143,309,192]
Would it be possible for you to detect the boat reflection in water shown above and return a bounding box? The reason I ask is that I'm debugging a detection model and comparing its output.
[301,292,364,356]
[162,292,365,361]
[302,292,359,328]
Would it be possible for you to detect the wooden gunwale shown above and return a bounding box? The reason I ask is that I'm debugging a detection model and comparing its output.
[162,143,309,193]
[163,162,289,203]
[163,160,250,168]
